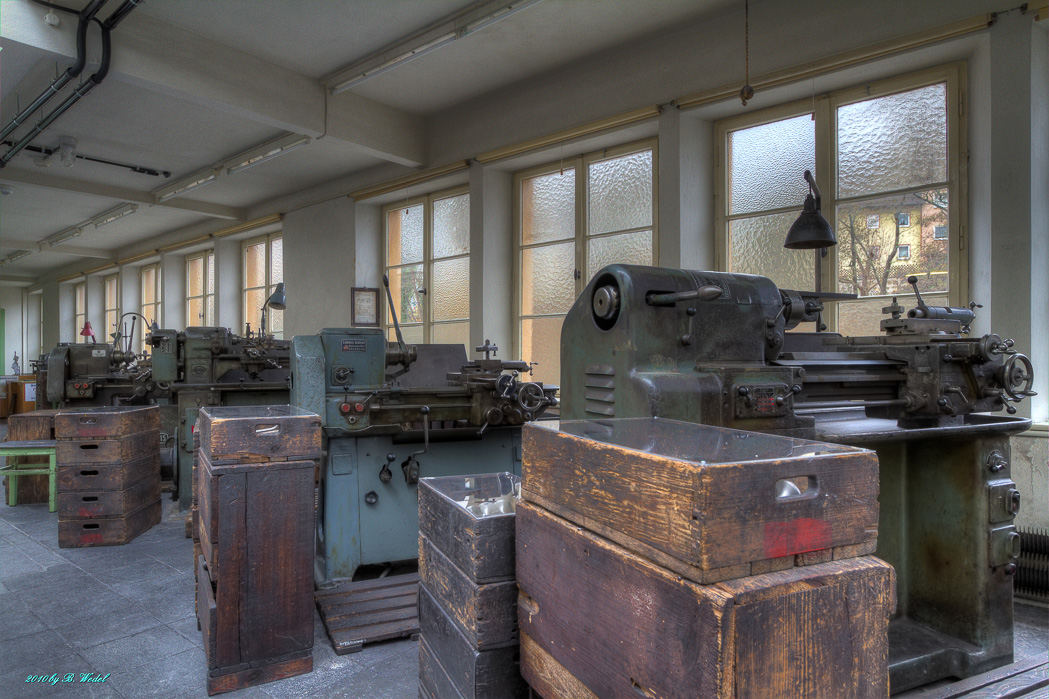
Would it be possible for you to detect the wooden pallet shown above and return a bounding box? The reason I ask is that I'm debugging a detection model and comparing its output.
[904,652,1048,698]
[315,573,421,655]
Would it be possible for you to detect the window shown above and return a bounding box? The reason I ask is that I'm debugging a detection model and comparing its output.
[186,251,216,327]
[140,263,162,353]
[384,189,470,349]
[36,294,44,356]
[103,274,120,343]
[515,140,657,386]
[73,283,86,342]
[716,64,964,335]
[243,235,283,339]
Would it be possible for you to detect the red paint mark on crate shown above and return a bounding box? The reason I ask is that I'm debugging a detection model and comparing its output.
[79,533,104,545]
[764,519,832,558]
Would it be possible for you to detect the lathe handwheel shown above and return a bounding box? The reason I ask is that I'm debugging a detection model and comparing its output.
[999,353,1035,400]
[517,383,546,411]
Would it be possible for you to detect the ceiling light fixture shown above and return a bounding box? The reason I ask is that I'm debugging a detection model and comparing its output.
[225,134,310,175]
[57,135,77,167]
[155,170,217,202]
[1,250,32,264]
[328,0,543,95]
[43,225,84,247]
[92,203,138,228]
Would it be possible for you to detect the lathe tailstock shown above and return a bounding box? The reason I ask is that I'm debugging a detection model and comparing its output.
[560,264,1035,692]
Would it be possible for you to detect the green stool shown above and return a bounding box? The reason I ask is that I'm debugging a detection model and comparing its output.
[0,440,58,512]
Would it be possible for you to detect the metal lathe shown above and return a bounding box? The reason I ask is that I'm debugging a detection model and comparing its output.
[559,263,1035,692]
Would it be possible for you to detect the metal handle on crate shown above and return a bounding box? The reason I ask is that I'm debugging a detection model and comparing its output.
[775,476,817,501]
[255,423,280,436]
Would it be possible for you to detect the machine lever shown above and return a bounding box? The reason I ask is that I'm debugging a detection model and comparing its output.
[383,274,411,366]
[646,285,723,306]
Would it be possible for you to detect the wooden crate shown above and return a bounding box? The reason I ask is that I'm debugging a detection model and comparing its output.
[56,477,159,519]
[418,585,527,699]
[522,418,879,584]
[55,430,157,465]
[197,556,312,695]
[194,452,315,694]
[418,473,518,584]
[53,406,160,440]
[419,534,517,650]
[57,454,159,492]
[58,498,161,548]
[516,502,895,699]
[2,409,61,504]
[197,405,321,464]
[419,636,465,699]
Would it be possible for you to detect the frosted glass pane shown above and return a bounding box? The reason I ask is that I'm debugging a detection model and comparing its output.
[389,324,424,345]
[433,194,470,259]
[388,205,424,265]
[836,188,949,297]
[270,309,283,338]
[141,269,155,305]
[187,257,204,297]
[521,316,563,388]
[244,243,265,288]
[587,231,652,278]
[522,169,575,245]
[75,285,85,313]
[588,150,652,235]
[105,277,117,307]
[838,83,947,198]
[729,212,816,291]
[205,296,215,326]
[386,265,425,325]
[271,238,283,284]
[432,321,470,350]
[105,310,118,337]
[729,114,815,215]
[187,298,203,326]
[244,288,265,331]
[206,253,215,294]
[432,257,469,321]
[521,242,575,316]
[837,292,948,337]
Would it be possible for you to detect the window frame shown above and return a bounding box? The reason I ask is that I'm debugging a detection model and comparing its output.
[73,282,86,343]
[714,63,967,329]
[512,138,658,366]
[242,233,283,339]
[139,262,162,353]
[186,250,216,327]
[103,273,120,344]
[382,185,471,346]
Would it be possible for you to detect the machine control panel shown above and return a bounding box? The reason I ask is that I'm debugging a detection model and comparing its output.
[988,524,1022,570]
[733,383,792,419]
[987,478,1021,524]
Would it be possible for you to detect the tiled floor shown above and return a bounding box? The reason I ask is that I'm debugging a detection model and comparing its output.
[0,498,418,699]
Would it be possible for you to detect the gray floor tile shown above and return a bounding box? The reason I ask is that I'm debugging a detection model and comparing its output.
[105,647,206,699]
[78,625,197,674]
[131,586,196,624]
[27,587,141,630]
[53,608,165,650]
[0,593,49,641]
[167,616,204,649]
[1,548,45,580]
[0,628,72,669]
[92,557,184,588]
[3,561,95,593]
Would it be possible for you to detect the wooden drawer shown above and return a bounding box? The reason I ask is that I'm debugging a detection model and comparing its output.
[418,473,518,584]
[198,405,321,464]
[418,585,527,699]
[516,502,895,699]
[54,406,160,440]
[522,418,880,583]
[419,535,517,650]
[57,453,159,491]
[56,430,157,465]
[57,476,159,519]
[58,498,161,548]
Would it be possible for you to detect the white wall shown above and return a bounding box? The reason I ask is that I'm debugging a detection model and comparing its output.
[0,287,24,371]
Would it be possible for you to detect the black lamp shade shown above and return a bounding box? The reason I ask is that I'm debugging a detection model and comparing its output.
[784,194,836,249]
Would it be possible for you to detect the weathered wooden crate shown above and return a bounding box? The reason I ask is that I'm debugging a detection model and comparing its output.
[419,534,518,650]
[418,473,518,584]
[53,406,160,440]
[418,585,527,699]
[57,498,161,548]
[56,476,159,519]
[517,502,895,699]
[56,453,159,492]
[194,449,315,694]
[2,409,61,504]
[197,556,312,695]
[55,430,157,465]
[198,405,321,464]
[522,418,880,584]
[419,636,465,699]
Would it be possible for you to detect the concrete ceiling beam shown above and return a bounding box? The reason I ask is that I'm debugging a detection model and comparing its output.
[2,237,115,259]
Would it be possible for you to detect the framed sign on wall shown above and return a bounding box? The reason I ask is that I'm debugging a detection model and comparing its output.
[351,287,380,327]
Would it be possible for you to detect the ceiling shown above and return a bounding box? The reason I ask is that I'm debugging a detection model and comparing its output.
[0,0,733,282]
